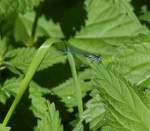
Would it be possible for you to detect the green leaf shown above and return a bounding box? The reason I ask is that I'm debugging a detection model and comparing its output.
[34,102,63,131]
[29,81,51,118]
[17,0,43,12]
[2,39,57,126]
[82,90,106,130]
[29,82,63,131]
[93,64,150,131]
[100,125,125,131]
[75,0,148,38]
[52,69,92,108]
[69,0,150,87]
[140,11,150,22]
[69,35,150,86]
[5,46,66,73]
[1,0,150,130]
[5,47,36,73]
[0,38,7,61]
[38,47,66,71]
[0,124,10,131]
[109,37,150,86]
[142,89,150,110]
[72,121,83,131]
[37,15,64,38]
[14,12,64,43]
[14,13,33,43]
[0,38,8,70]
[0,0,43,20]
[0,77,21,104]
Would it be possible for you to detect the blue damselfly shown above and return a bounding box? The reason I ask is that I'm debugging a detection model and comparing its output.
[55,42,102,63]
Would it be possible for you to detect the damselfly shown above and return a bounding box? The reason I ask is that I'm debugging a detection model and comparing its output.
[55,42,102,63]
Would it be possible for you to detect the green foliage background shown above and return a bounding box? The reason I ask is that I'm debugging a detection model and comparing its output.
[0,0,150,131]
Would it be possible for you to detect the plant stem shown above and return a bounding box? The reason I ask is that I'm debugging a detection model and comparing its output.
[67,50,83,118]
[30,4,42,46]
[2,39,57,127]
[136,74,150,86]
[31,13,39,40]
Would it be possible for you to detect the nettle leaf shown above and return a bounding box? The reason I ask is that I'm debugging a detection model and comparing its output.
[37,15,64,38]
[14,13,33,43]
[72,121,84,131]
[5,47,36,73]
[0,0,43,20]
[0,38,7,61]
[5,47,66,73]
[29,81,50,118]
[0,77,21,104]
[100,125,126,131]
[38,47,66,72]
[14,12,64,43]
[0,124,10,131]
[52,69,92,108]
[34,102,64,131]
[82,90,106,130]
[109,37,150,86]
[75,0,148,38]
[18,0,43,12]
[140,11,150,23]
[29,82,63,131]
[93,64,150,131]
[0,38,8,70]
[70,35,150,86]
[69,0,150,86]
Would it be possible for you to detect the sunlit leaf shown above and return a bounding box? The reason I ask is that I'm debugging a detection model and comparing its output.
[93,64,150,131]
